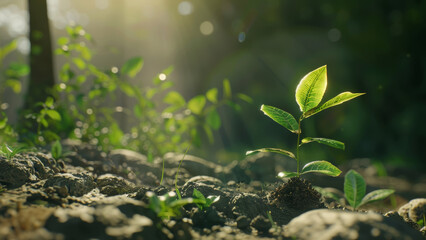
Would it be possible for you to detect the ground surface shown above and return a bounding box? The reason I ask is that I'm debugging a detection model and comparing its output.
[0,140,425,239]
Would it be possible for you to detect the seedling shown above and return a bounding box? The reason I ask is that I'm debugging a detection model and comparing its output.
[344,169,394,210]
[0,143,26,160]
[192,189,220,211]
[50,140,63,160]
[247,65,364,178]
[146,191,204,220]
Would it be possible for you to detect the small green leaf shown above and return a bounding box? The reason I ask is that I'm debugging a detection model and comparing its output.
[359,189,395,207]
[121,57,143,78]
[188,95,206,115]
[193,189,206,202]
[223,79,232,98]
[6,63,29,77]
[45,97,55,108]
[277,171,299,178]
[0,40,17,59]
[203,124,214,143]
[304,92,365,118]
[206,88,218,103]
[301,137,345,150]
[119,82,135,97]
[237,93,253,103]
[206,109,221,130]
[301,160,342,177]
[295,65,327,113]
[246,148,296,159]
[6,79,22,93]
[206,195,220,207]
[72,58,86,70]
[46,110,61,121]
[51,140,62,160]
[261,105,299,133]
[57,37,69,45]
[164,91,186,108]
[0,116,7,129]
[344,170,366,209]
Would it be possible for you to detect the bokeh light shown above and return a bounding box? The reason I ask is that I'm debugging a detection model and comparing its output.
[200,21,214,35]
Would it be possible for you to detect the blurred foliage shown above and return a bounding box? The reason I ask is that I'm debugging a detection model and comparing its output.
[1,26,250,159]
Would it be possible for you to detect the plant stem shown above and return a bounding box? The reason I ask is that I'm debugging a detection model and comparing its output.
[296,117,303,176]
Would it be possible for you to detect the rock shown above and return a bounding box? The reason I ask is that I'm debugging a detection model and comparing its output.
[398,198,426,223]
[250,215,271,233]
[236,215,250,229]
[45,196,166,240]
[108,149,160,176]
[191,207,226,228]
[0,153,61,188]
[285,209,424,240]
[231,193,266,219]
[97,174,136,196]
[44,173,96,197]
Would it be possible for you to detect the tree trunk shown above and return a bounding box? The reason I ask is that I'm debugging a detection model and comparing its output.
[25,0,55,108]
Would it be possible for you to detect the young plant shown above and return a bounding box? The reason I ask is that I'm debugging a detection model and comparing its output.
[344,169,394,210]
[146,191,203,220]
[247,65,364,178]
[0,143,26,160]
[192,189,220,211]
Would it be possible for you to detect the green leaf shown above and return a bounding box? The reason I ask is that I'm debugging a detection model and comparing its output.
[206,109,221,130]
[46,110,61,121]
[301,137,345,150]
[72,58,86,70]
[108,123,124,146]
[6,63,29,77]
[57,37,69,45]
[295,65,327,113]
[51,140,62,160]
[193,189,206,202]
[188,95,206,115]
[206,88,218,103]
[206,195,220,207]
[277,171,299,178]
[0,116,7,129]
[6,79,22,93]
[359,189,395,208]
[223,79,232,98]
[121,57,143,78]
[45,97,55,108]
[203,124,214,144]
[301,160,342,177]
[261,105,299,133]
[119,82,135,97]
[164,91,186,108]
[304,92,365,118]
[246,148,296,159]
[344,170,366,209]
[0,40,17,59]
[237,93,253,103]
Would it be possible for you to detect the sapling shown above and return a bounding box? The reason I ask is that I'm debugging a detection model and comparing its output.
[344,169,394,210]
[247,65,364,178]
[0,143,26,160]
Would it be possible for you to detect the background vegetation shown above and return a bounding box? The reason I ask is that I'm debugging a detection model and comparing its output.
[0,0,425,168]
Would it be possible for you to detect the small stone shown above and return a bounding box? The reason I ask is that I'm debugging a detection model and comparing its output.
[44,173,96,197]
[236,215,250,229]
[250,215,271,233]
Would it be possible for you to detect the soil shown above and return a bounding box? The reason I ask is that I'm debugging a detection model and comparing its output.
[0,140,425,239]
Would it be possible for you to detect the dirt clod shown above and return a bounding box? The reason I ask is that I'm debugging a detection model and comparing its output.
[270,177,324,211]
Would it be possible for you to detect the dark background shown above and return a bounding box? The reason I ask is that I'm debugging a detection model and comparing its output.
[1,0,425,168]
